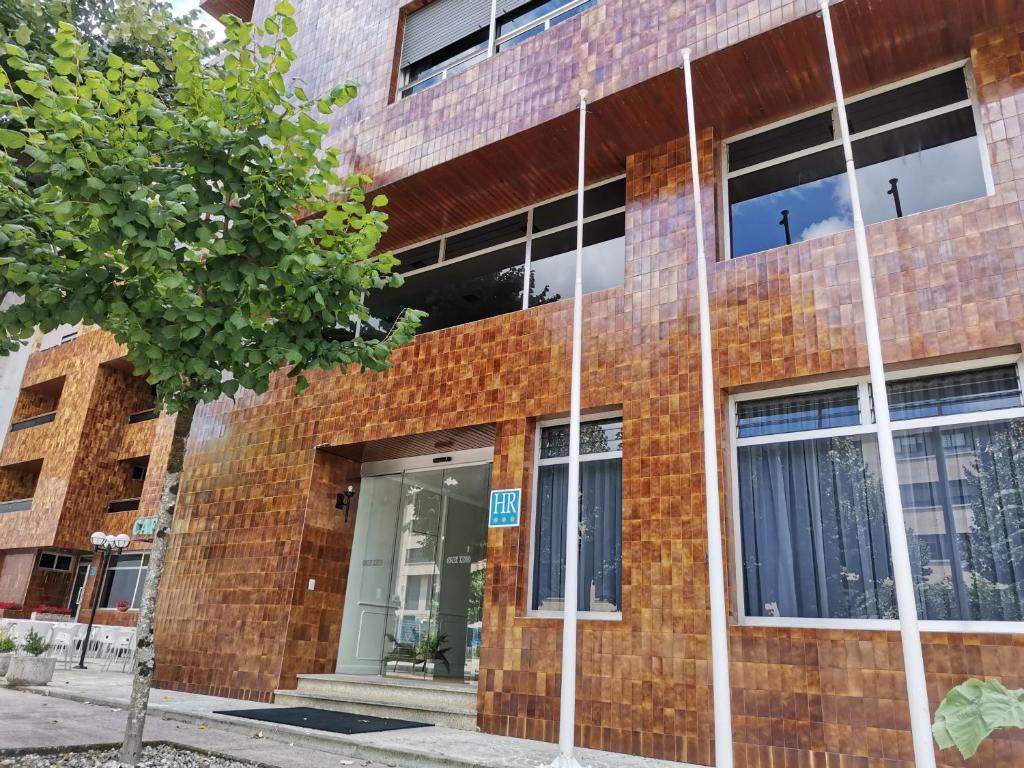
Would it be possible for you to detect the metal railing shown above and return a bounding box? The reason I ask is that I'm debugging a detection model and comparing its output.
[0,498,32,514]
[10,411,56,432]
[127,410,157,424]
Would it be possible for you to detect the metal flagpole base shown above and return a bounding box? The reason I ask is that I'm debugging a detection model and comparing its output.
[545,754,589,768]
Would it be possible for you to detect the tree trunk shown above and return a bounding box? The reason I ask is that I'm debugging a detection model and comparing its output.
[118,401,197,766]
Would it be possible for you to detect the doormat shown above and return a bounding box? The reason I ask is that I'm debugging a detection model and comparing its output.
[213,706,431,735]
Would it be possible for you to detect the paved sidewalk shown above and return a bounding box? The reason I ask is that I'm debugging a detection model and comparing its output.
[3,668,699,768]
[0,688,387,768]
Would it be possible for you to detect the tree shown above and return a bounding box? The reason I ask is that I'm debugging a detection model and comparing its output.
[0,1,422,763]
[0,0,215,94]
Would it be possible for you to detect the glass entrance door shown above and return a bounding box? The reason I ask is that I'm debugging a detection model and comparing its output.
[336,461,491,684]
[68,556,91,619]
[381,464,489,682]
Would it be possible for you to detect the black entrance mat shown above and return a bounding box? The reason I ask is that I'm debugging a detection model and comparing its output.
[213,706,432,734]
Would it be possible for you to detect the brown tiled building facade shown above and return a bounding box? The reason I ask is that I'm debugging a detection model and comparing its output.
[3,0,1024,765]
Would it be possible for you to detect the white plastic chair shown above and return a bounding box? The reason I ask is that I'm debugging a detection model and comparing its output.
[103,627,136,672]
[3,620,24,645]
[22,621,54,647]
[49,624,86,669]
[90,625,119,663]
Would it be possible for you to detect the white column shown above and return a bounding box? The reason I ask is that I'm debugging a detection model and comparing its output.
[681,49,734,768]
[818,3,936,767]
[550,89,588,768]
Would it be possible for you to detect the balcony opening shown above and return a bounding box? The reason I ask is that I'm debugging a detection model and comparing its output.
[105,358,158,423]
[9,377,64,433]
[108,455,149,513]
[0,458,41,514]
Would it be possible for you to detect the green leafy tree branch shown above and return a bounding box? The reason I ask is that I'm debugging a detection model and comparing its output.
[0,1,422,763]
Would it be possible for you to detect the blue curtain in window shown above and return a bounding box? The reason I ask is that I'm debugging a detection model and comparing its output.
[738,436,895,619]
[533,459,621,611]
[899,420,1024,621]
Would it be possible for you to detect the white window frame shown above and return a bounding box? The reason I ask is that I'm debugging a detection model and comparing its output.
[526,409,624,621]
[354,174,626,336]
[729,353,1024,635]
[397,0,596,99]
[720,60,995,261]
[100,553,150,611]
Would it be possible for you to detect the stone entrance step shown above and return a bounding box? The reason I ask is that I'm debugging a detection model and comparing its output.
[273,673,478,731]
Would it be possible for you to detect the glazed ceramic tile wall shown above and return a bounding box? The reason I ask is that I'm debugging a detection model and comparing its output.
[2,0,1023,766]
[0,329,171,622]
[150,14,1024,767]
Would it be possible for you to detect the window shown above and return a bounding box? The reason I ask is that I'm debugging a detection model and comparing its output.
[100,553,149,610]
[531,415,622,614]
[733,361,1024,626]
[38,551,73,572]
[398,0,596,98]
[361,176,625,339]
[725,65,990,259]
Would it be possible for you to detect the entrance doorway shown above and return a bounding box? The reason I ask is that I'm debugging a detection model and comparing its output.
[336,456,491,684]
[68,556,91,620]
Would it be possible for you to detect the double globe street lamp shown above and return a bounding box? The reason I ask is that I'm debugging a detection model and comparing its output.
[75,530,131,669]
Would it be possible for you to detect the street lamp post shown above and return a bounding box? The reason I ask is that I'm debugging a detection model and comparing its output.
[76,530,131,669]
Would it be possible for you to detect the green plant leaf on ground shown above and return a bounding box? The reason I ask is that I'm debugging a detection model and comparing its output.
[933,678,1024,759]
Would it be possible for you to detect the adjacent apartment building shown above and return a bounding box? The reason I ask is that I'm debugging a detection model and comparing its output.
[1,0,1023,765]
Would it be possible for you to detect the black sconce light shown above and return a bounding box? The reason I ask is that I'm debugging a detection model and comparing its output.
[335,485,355,522]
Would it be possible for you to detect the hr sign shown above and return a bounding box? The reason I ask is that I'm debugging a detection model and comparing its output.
[488,488,521,528]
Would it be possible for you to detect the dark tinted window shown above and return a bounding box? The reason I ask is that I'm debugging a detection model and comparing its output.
[847,69,968,134]
[729,111,834,172]
[395,242,441,273]
[364,243,527,338]
[737,388,861,437]
[528,213,625,306]
[444,213,528,259]
[887,367,1021,420]
[532,178,626,233]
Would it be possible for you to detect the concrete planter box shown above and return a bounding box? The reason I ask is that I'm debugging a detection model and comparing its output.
[0,654,11,677]
[30,612,71,622]
[5,656,56,686]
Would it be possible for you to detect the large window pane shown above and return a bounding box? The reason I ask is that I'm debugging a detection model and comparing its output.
[738,436,896,619]
[100,554,148,609]
[887,366,1021,420]
[364,243,526,338]
[853,109,986,225]
[737,388,861,438]
[897,420,1024,621]
[528,214,625,306]
[532,458,622,612]
[539,418,623,458]
[728,148,848,258]
[727,67,988,260]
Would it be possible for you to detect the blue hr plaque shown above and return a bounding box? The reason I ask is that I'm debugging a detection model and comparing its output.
[488,488,521,527]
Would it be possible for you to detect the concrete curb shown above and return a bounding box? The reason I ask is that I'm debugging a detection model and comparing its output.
[21,686,491,768]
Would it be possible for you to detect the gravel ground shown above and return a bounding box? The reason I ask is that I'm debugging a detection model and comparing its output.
[0,744,263,768]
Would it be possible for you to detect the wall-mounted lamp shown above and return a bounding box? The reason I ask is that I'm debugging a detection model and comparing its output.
[335,485,355,523]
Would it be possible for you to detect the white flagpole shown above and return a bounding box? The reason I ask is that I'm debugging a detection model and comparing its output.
[550,89,588,768]
[818,3,936,767]
[682,49,734,768]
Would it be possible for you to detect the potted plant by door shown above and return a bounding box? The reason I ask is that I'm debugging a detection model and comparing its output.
[0,628,15,677]
[4,630,55,686]
[115,599,130,613]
